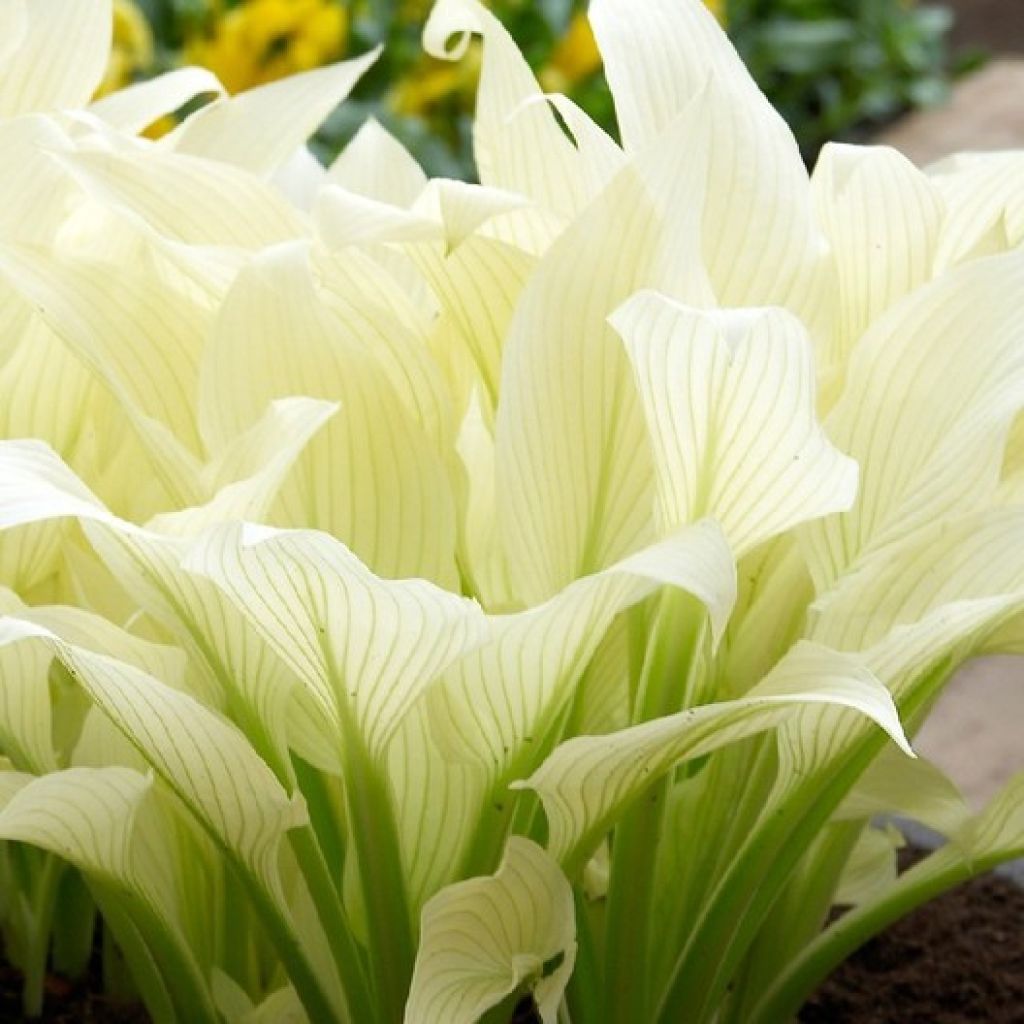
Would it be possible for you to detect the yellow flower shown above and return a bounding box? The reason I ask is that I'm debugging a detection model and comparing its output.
[96,0,154,97]
[390,40,482,117]
[188,0,348,94]
[538,11,601,94]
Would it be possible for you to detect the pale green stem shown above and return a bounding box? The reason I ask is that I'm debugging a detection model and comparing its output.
[338,719,415,1024]
[655,729,886,1024]
[602,590,706,1024]
[103,887,220,1024]
[722,821,862,1024]
[564,888,602,1024]
[287,826,375,1023]
[655,661,945,1024]
[21,855,65,1017]
[92,889,176,1024]
[235,865,346,1024]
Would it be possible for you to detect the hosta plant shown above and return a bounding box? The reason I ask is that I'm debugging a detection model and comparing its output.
[0,1,1022,1023]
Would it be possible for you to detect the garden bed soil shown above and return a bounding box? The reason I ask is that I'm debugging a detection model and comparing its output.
[800,850,1024,1023]
[1,849,1022,1022]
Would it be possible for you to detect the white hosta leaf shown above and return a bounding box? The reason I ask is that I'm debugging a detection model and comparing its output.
[405,837,575,1024]
[200,242,458,585]
[493,124,713,603]
[614,291,856,554]
[57,147,304,249]
[589,0,828,322]
[428,520,735,777]
[86,520,328,768]
[851,772,1024,919]
[148,397,337,537]
[185,521,489,757]
[0,439,109,529]
[0,603,56,773]
[0,618,305,887]
[326,117,427,207]
[519,642,911,866]
[0,770,31,808]
[835,748,970,838]
[802,250,1024,590]
[955,771,1024,858]
[834,823,903,906]
[0,766,151,886]
[423,178,529,253]
[451,391,514,607]
[389,702,487,909]
[396,522,734,907]
[932,152,1024,271]
[0,0,110,117]
[0,438,331,768]
[811,506,1024,657]
[0,115,85,245]
[171,52,379,177]
[0,233,212,495]
[812,144,944,381]
[89,68,225,135]
[0,765,192,959]
[406,228,534,415]
[315,186,440,247]
[15,602,185,690]
[0,0,27,67]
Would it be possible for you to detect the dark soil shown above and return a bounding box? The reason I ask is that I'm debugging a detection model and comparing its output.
[0,957,148,1023]
[2,848,1022,1022]
[801,850,1024,1023]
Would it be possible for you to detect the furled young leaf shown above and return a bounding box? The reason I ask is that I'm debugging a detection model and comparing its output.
[405,837,575,1024]
[519,642,910,867]
[493,123,713,603]
[423,0,612,248]
[0,605,58,774]
[613,291,857,555]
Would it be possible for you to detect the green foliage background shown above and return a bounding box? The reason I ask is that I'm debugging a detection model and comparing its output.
[136,0,953,174]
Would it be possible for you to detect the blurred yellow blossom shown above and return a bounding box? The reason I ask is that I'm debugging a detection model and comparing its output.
[538,11,600,94]
[390,40,482,116]
[96,0,154,96]
[187,0,348,94]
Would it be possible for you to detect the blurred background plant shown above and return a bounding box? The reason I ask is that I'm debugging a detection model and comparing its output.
[119,0,953,173]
